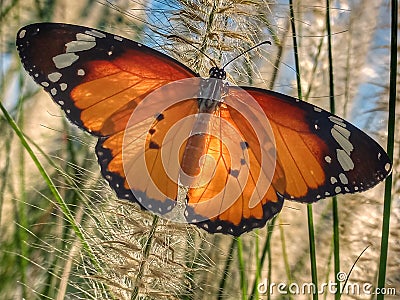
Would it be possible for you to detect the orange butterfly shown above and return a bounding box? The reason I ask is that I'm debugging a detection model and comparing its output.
[16,23,391,236]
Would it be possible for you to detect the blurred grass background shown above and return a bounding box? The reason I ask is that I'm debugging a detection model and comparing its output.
[0,0,399,299]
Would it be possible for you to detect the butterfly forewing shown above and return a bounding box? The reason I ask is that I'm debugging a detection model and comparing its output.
[16,23,197,135]
[17,23,197,211]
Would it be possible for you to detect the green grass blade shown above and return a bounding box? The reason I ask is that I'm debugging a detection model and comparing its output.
[332,197,340,297]
[237,237,248,300]
[249,217,277,300]
[279,217,293,298]
[254,230,260,299]
[0,99,96,264]
[325,1,341,298]
[217,238,237,300]
[289,1,318,298]
[15,74,29,299]
[376,0,397,297]
[306,205,318,299]
[289,0,302,99]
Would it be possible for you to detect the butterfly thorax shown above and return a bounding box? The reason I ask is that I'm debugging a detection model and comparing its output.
[180,67,228,185]
[198,67,227,113]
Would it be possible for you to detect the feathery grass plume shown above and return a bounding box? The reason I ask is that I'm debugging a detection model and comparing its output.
[161,1,275,77]
[81,199,196,299]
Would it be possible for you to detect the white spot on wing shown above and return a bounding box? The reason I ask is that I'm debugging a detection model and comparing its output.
[385,163,391,172]
[114,35,123,41]
[329,116,346,127]
[339,173,348,184]
[65,40,96,52]
[313,107,322,112]
[336,149,354,171]
[19,29,26,39]
[85,29,106,38]
[41,81,49,87]
[77,69,85,76]
[331,125,353,155]
[50,88,57,96]
[48,72,62,82]
[53,53,79,69]
[330,177,337,184]
[333,124,350,139]
[325,156,332,163]
[76,33,96,41]
[60,83,68,91]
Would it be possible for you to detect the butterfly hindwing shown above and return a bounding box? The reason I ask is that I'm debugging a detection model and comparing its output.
[97,99,199,212]
[183,87,286,235]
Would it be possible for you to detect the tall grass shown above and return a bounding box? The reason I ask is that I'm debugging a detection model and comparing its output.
[0,0,398,299]
[377,0,397,298]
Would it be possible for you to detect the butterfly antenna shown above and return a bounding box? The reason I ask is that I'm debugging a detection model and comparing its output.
[222,41,271,69]
[167,35,219,67]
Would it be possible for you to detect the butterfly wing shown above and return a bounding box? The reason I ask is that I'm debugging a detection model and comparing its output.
[16,23,198,210]
[242,87,391,202]
[16,23,197,135]
[184,86,391,235]
[183,87,285,235]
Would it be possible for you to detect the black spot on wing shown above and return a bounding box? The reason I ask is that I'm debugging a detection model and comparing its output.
[149,141,160,149]
[240,141,249,150]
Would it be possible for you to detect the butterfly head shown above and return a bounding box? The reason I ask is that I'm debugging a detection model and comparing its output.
[209,67,226,80]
